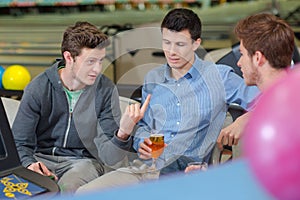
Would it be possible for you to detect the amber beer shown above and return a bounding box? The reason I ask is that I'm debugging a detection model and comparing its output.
[149,134,164,159]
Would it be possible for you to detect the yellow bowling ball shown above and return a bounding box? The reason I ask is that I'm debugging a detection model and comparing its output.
[2,65,31,90]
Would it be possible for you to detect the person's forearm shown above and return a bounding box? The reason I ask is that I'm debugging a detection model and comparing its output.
[16,145,37,168]
[235,112,250,129]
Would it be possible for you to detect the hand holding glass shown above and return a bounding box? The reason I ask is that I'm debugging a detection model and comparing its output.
[149,133,164,169]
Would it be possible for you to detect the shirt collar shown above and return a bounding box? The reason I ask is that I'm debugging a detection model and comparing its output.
[162,53,201,82]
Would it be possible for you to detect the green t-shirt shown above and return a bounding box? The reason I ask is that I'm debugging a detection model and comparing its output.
[63,87,83,112]
[58,66,83,112]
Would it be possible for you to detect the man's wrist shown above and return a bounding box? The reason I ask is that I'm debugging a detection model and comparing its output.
[116,129,130,140]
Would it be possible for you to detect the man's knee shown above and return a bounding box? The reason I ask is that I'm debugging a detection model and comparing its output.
[58,159,104,192]
[76,170,140,194]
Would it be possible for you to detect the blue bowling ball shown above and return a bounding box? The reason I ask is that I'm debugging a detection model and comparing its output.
[0,65,5,89]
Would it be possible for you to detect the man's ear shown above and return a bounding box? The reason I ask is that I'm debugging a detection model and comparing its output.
[63,51,73,63]
[254,51,266,67]
[193,38,201,51]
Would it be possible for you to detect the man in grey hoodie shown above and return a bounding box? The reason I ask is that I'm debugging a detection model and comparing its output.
[12,21,150,193]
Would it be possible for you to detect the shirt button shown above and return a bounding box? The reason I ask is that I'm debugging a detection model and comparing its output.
[177,102,180,106]
[171,134,175,137]
[176,121,180,125]
[177,83,180,87]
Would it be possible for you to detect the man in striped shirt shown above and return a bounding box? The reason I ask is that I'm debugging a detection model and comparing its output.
[76,8,259,193]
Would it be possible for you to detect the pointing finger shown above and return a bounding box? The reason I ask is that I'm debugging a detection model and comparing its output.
[140,94,151,114]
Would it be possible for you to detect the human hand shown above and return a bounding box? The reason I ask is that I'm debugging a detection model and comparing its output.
[217,113,249,150]
[118,94,151,139]
[138,137,167,160]
[138,138,153,160]
[184,162,208,173]
[27,162,58,181]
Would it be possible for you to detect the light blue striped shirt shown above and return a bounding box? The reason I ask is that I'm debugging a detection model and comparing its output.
[133,54,259,168]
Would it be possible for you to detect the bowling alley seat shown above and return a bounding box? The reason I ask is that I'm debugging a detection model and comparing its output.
[1,97,20,127]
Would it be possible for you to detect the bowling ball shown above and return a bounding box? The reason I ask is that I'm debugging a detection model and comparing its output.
[0,65,5,89]
[2,65,31,90]
[243,66,300,200]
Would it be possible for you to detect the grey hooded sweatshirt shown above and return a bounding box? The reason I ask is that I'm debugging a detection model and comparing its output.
[12,60,132,168]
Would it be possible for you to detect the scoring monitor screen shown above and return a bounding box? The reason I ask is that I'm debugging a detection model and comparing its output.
[0,174,48,199]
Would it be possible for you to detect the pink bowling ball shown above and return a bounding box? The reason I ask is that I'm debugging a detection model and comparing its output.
[243,65,300,200]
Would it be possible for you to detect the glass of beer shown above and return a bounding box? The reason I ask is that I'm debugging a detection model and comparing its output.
[149,133,164,169]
